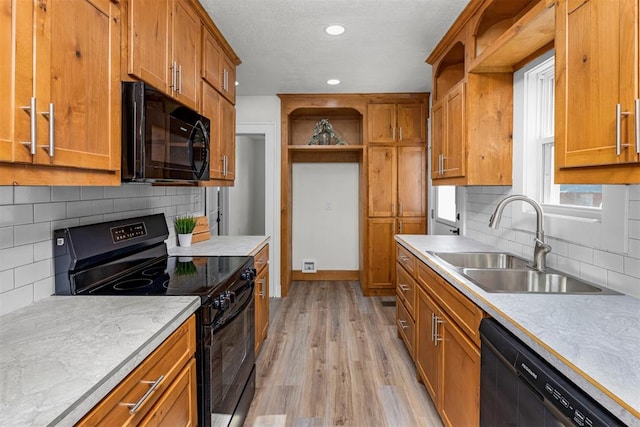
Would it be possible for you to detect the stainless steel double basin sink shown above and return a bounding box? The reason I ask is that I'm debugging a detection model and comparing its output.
[431,252,620,295]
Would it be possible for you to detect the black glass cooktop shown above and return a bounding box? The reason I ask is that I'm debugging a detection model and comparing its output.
[76,255,252,298]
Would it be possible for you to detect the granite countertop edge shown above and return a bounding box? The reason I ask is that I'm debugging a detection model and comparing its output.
[168,235,270,257]
[395,234,640,426]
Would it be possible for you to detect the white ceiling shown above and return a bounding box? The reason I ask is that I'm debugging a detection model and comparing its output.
[200,0,470,96]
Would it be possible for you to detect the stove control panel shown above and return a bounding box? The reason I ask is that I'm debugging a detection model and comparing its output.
[110,222,147,243]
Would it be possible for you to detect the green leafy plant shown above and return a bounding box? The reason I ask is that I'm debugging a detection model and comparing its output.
[174,215,197,234]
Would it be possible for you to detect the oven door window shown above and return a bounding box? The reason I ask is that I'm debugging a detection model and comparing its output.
[208,289,255,425]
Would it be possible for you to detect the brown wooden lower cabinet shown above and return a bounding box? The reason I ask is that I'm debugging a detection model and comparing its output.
[398,243,483,427]
[77,315,197,427]
[254,244,270,355]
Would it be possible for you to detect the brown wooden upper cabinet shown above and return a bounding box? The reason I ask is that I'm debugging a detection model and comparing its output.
[129,0,199,110]
[202,26,236,104]
[0,0,121,185]
[368,103,426,144]
[555,0,640,183]
[427,0,556,186]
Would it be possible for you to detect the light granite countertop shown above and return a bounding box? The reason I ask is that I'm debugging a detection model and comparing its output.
[168,235,269,257]
[396,235,640,426]
[0,295,201,427]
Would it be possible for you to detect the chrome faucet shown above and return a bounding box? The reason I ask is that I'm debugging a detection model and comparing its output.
[488,195,551,272]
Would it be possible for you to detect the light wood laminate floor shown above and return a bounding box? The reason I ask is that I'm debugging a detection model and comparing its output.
[244,281,442,427]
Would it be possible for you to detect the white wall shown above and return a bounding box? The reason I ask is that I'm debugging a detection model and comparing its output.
[0,184,204,316]
[462,185,640,298]
[292,163,359,271]
[235,96,281,296]
[229,135,265,235]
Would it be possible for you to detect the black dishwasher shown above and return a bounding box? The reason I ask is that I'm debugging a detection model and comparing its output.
[479,318,626,427]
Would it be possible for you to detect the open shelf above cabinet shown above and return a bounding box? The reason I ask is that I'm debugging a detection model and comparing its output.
[288,145,364,163]
[469,0,555,73]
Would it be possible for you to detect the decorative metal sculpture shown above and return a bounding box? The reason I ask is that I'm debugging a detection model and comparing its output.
[308,118,347,145]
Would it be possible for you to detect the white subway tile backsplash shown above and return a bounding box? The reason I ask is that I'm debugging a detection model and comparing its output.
[33,276,54,301]
[34,202,66,222]
[0,284,33,316]
[34,241,53,262]
[0,205,34,227]
[593,250,624,273]
[14,222,50,246]
[14,259,51,287]
[0,187,13,205]
[0,269,14,293]
[81,187,105,200]
[629,219,640,240]
[568,244,593,264]
[555,255,580,277]
[607,270,640,296]
[624,257,640,279]
[629,201,640,220]
[66,201,93,218]
[579,262,608,285]
[0,184,205,315]
[14,187,50,204]
[51,187,80,202]
[0,244,33,271]
[0,227,13,249]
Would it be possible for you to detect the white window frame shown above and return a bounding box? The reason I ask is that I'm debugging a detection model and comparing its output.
[434,185,457,227]
[513,50,628,253]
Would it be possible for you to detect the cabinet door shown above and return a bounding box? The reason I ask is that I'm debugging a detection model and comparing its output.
[443,83,465,178]
[368,146,397,217]
[201,82,222,179]
[431,99,445,179]
[556,0,639,168]
[202,27,223,91]
[396,217,425,236]
[397,146,426,217]
[139,358,198,427]
[221,55,236,103]
[254,266,269,355]
[129,0,171,93]
[440,319,480,427]
[220,98,236,180]
[368,104,397,143]
[367,218,396,290]
[0,0,33,164]
[34,0,120,171]
[397,104,426,144]
[416,286,441,408]
[172,0,199,110]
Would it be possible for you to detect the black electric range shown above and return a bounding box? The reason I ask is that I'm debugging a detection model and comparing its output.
[53,213,257,427]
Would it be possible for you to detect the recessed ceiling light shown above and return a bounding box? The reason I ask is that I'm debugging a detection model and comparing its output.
[325,25,345,36]
[327,79,340,85]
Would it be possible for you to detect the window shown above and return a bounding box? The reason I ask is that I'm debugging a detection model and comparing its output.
[513,51,628,253]
[524,56,602,217]
[435,185,457,225]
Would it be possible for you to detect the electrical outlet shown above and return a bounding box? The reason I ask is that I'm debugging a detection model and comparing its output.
[302,259,317,273]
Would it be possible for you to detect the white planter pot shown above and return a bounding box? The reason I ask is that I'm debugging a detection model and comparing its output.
[178,233,193,247]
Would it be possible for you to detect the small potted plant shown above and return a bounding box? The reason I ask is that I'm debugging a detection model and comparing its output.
[174,215,197,247]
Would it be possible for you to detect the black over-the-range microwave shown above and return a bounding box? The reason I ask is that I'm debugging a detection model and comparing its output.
[122,82,210,182]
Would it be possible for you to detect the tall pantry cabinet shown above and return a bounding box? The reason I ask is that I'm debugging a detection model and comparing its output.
[366,95,428,295]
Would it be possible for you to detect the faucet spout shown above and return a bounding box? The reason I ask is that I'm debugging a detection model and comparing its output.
[488,195,551,272]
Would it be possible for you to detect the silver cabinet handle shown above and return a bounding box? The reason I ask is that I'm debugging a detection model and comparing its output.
[434,316,443,346]
[170,61,177,90]
[122,375,164,414]
[398,319,409,330]
[635,99,640,154]
[438,154,443,175]
[392,127,396,140]
[177,64,182,94]
[398,219,403,233]
[399,254,409,263]
[616,103,631,156]
[21,97,37,154]
[40,103,54,156]
[430,312,435,342]
[398,283,410,292]
[399,127,403,141]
